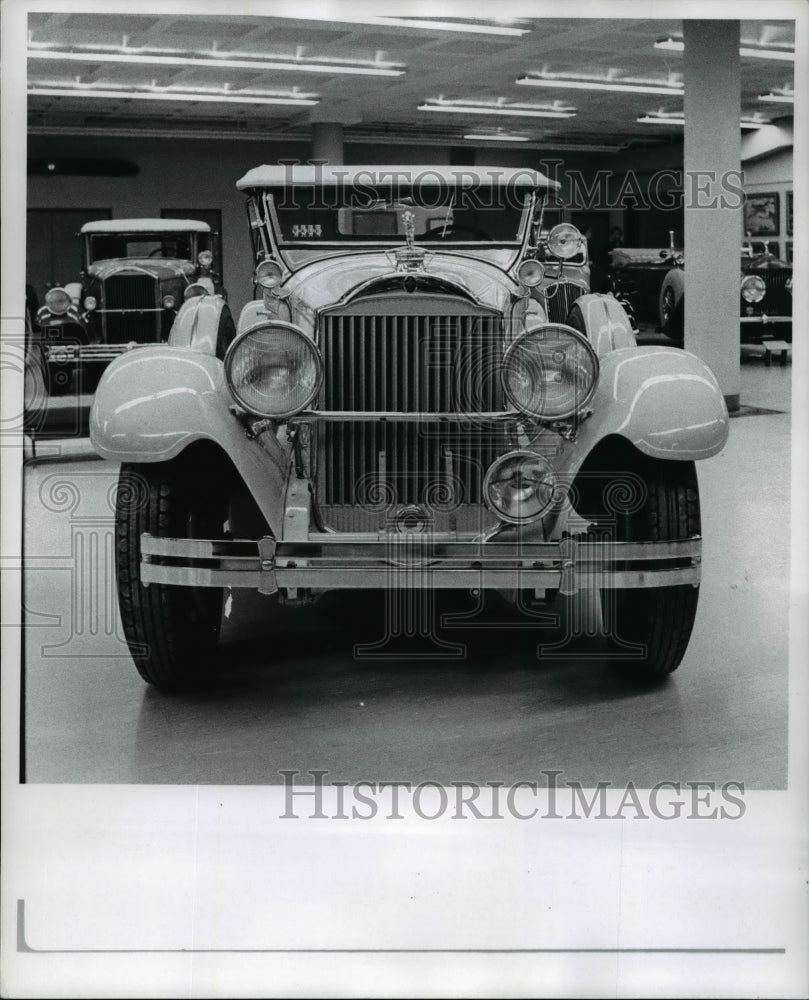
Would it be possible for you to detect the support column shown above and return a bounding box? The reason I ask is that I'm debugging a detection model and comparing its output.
[311,122,344,165]
[683,20,741,411]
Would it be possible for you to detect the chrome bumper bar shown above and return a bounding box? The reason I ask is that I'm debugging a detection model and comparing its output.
[140,533,702,596]
[740,315,791,324]
[44,342,144,363]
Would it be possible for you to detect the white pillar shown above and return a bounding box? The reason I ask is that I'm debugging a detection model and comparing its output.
[683,20,742,411]
[311,122,344,165]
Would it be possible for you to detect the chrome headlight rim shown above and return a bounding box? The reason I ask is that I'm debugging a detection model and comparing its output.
[224,320,323,420]
[255,259,284,290]
[161,293,177,310]
[44,287,72,315]
[501,322,600,421]
[483,449,560,525]
[517,258,546,287]
[83,295,97,311]
[740,274,766,303]
[546,223,583,260]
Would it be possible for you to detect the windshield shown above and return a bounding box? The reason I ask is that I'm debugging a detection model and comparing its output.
[258,185,533,245]
[87,233,203,263]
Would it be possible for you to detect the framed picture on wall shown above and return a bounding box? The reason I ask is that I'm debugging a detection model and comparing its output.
[743,192,780,237]
[161,208,223,279]
[786,191,793,237]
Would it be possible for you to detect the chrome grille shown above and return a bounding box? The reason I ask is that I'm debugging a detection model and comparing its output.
[744,268,792,317]
[101,274,162,344]
[104,274,156,310]
[316,311,507,530]
[543,281,586,324]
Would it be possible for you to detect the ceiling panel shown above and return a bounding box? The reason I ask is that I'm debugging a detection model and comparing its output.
[27,13,795,151]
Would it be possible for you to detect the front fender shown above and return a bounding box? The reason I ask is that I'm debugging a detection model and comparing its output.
[89,346,289,533]
[563,346,729,466]
[660,268,685,306]
[168,294,236,357]
[35,310,88,342]
[566,293,636,356]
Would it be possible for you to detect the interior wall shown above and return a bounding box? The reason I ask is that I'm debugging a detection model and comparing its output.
[742,148,794,258]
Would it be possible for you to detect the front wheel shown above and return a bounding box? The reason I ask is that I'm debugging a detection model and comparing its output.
[659,285,684,342]
[575,445,701,682]
[116,455,229,689]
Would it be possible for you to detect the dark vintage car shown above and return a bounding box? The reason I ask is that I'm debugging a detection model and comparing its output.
[31,218,223,394]
[90,165,729,691]
[609,241,792,344]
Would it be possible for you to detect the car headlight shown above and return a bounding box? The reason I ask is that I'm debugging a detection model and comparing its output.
[255,259,284,290]
[225,321,322,419]
[483,450,559,525]
[198,250,213,268]
[517,258,545,287]
[162,294,177,309]
[44,287,72,315]
[83,295,97,311]
[502,323,599,420]
[546,223,583,260]
[741,275,766,303]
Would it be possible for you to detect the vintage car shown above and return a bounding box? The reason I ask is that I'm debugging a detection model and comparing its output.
[657,244,792,344]
[90,164,729,691]
[32,218,223,394]
[609,241,793,344]
[606,242,683,334]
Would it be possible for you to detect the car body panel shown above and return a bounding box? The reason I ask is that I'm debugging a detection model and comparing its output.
[559,347,729,466]
[90,346,289,534]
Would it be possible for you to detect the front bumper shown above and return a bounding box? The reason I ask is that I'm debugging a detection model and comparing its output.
[44,342,144,364]
[141,533,702,596]
[739,315,791,324]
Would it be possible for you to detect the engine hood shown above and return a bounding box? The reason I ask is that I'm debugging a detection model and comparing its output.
[280,251,518,318]
[88,258,196,281]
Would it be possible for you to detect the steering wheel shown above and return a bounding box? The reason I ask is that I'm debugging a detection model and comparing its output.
[424,225,493,242]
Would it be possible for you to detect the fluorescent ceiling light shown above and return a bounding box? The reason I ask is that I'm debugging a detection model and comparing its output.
[517,75,683,96]
[28,86,319,106]
[758,91,795,103]
[655,37,795,61]
[27,48,405,77]
[638,114,767,129]
[464,133,529,142]
[272,15,529,36]
[419,103,576,119]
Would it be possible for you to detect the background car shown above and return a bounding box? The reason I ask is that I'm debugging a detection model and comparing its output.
[91,165,728,692]
[31,218,224,395]
[609,240,793,345]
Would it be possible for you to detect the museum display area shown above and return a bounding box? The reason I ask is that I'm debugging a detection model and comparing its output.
[2,8,805,999]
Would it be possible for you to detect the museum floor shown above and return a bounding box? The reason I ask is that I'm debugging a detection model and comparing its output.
[19,352,793,788]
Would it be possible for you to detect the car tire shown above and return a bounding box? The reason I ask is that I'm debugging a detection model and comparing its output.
[574,442,700,682]
[115,456,228,690]
[659,286,684,342]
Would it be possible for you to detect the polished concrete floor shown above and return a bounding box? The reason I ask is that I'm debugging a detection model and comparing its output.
[21,356,791,787]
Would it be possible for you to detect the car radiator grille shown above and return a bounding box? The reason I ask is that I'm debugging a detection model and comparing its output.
[315,312,508,532]
[745,269,792,317]
[543,281,586,324]
[102,274,161,344]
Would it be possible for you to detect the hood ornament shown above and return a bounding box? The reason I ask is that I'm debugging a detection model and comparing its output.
[395,209,426,272]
